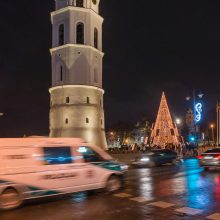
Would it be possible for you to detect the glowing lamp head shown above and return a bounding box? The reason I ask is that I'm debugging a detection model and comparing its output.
[190,137,195,141]
[198,93,204,99]
[176,118,181,125]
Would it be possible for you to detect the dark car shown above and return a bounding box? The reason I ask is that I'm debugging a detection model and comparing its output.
[131,149,178,167]
[198,148,220,170]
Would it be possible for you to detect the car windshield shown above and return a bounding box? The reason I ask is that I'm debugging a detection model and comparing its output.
[153,150,175,154]
[204,148,220,153]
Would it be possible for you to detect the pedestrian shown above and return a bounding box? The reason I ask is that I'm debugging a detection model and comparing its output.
[193,148,198,157]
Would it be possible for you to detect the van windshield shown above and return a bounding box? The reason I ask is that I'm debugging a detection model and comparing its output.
[43,147,73,165]
[78,146,105,163]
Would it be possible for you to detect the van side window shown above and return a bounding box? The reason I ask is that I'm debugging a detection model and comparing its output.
[43,147,73,165]
[77,146,104,163]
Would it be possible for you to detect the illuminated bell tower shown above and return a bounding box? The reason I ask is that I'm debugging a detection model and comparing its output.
[49,0,107,149]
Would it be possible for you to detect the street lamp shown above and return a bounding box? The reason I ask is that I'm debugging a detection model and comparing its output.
[216,102,220,146]
[175,118,182,137]
[210,124,215,144]
[175,118,182,125]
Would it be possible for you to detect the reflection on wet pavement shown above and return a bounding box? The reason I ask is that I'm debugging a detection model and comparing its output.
[71,192,88,203]
[0,159,220,220]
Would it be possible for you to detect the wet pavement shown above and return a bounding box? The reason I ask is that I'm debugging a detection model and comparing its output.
[1,159,220,220]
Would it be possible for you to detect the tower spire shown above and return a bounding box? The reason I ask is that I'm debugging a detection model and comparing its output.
[150,92,182,148]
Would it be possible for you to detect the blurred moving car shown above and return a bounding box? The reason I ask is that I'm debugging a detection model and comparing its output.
[131,149,178,167]
[198,148,220,170]
[0,138,127,210]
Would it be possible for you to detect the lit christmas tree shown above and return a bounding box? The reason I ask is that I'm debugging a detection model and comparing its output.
[150,92,182,147]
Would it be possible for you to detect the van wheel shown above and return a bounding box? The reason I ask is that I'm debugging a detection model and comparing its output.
[0,188,22,210]
[106,176,122,193]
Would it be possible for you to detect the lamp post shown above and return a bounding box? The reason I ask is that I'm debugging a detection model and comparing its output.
[175,117,181,129]
[217,102,220,146]
[210,124,215,144]
[186,90,204,144]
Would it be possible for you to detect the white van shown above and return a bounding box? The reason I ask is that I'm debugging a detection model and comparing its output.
[0,138,127,210]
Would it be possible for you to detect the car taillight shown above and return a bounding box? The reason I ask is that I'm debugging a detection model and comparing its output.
[197,155,203,159]
[214,155,220,159]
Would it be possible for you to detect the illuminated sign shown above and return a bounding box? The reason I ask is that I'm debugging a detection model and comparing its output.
[195,103,202,123]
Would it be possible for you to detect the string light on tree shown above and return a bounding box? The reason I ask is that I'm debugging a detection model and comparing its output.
[150,92,183,148]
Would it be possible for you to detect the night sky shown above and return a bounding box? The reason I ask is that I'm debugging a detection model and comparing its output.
[0,0,220,136]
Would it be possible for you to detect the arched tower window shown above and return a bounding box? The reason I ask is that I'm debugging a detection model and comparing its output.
[76,23,84,44]
[87,97,90,104]
[66,97,70,103]
[86,118,89,124]
[76,0,84,7]
[58,24,64,46]
[94,28,98,49]
[60,65,63,81]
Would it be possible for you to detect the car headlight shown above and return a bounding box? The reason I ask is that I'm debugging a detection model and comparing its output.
[140,157,150,162]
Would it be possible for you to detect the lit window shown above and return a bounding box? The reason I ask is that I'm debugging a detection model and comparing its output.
[76,22,84,44]
[58,24,64,46]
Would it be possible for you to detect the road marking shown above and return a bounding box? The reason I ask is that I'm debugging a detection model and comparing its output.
[130,197,149,203]
[149,201,175,208]
[176,207,203,215]
[114,193,132,198]
[206,213,220,220]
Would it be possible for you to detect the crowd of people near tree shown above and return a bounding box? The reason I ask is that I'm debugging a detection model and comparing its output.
[107,142,216,158]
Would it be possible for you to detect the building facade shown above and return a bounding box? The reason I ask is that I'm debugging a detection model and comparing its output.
[49,0,107,149]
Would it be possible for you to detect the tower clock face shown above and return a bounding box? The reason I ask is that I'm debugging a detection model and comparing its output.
[92,0,97,5]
